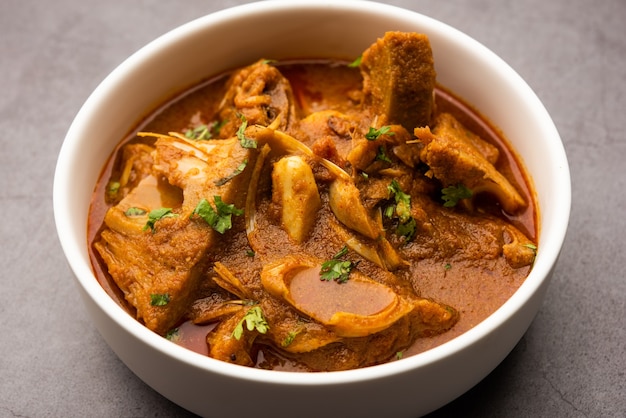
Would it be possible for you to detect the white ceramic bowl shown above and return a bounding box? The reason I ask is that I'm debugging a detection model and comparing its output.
[53,1,570,417]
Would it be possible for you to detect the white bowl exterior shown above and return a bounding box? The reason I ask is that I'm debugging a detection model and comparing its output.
[53,1,570,417]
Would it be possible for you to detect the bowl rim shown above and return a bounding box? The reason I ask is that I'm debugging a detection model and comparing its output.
[53,0,571,387]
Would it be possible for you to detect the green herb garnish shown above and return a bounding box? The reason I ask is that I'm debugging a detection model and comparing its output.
[375,146,392,163]
[523,243,538,264]
[236,115,258,149]
[383,204,395,219]
[191,196,243,234]
[365,125,394,141]
[185,120,226,140]
[387,180,411,223]
[211,120,227,137]
[320,246,355,284]
[523,243,538,252]
[348,55,362,68]
[166,328,180,341]
[523,243,538,261]
[387,180,417,241]
[396,217,417,241]
[124,207,147,217]
[232,306,270,340]
[185,124,211,140]
[106,181,120,199]
[441,184,473,207]
[143,208,178,232]
[150,293,170,306]
[215,160,248,186]
[281,330,300,347]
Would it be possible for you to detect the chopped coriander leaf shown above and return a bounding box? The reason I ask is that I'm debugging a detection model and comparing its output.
[384,204,395,219]
[444,263,452,270]
[261,59,277,65]
[246,250,255,257]
[523,243,538,264]
[208,119,227,137]
[396,217,417,241]
[348,55,362,67]
[387,180,412,223]
[387,180,417,241]
[166,328,180,341]
[106,181,120,199]
[185,120,226,140]
[375,146,392,163]
[143,208,178,232]
[321,260,353,283]
[150,293,170,306]
[191,196,243,234]
[232,306,269,340]
[441,184,473,207]
[236,115,258,149]
[281,330,299,347]
[365,125,395,141]
[320,246,355,284]
[107,181,120,192]
[361,172,369,179]
[213,120,226,136]
[396,351,404,360]
[523,243,538,261]
[185,124,211,140]
[332,246,349,259]
[523,243,538,252]
[124,207,147,217]
[215,159,248,186]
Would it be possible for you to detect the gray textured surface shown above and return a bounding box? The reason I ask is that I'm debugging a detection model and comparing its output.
[1,0,624,417]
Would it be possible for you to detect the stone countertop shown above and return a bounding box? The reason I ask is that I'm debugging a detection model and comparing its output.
[1,0,624,417]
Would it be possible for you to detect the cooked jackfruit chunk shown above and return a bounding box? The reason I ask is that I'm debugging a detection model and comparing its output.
[95,135,255,334]
[360,31,436,130]
[415,120,526,214]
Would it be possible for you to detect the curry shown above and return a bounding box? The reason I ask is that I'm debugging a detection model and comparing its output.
[88,32,537,371]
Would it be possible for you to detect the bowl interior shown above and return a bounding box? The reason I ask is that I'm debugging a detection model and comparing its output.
[54,0,570,415]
